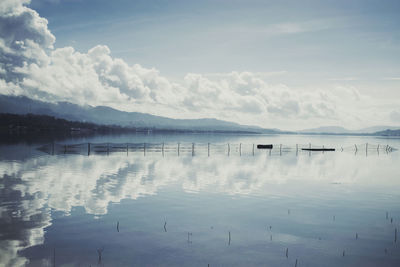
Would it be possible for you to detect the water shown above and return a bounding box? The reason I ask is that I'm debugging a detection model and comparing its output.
[1,134,399,266]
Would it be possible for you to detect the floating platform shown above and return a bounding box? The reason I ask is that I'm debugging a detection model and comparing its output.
[257,144,273,149]
[301,148,335,151]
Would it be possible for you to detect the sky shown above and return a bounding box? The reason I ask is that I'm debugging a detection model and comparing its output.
[0,0,400,130]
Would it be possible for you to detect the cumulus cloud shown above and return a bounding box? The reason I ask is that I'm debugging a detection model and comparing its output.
[0,0,397,129]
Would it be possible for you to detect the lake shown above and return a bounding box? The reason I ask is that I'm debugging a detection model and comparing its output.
[0,134,399,266]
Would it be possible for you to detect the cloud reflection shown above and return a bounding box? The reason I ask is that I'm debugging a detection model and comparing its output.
[0,151,398,266]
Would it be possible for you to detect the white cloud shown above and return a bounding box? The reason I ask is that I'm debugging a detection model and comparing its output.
[0,1,398,130]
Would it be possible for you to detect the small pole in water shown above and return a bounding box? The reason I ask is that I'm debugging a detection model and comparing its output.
[228,143,230,156]
[52,142,55,155]
[88,143,90,156]
[64,144,67,154]
[162,142,164,156]
[239,143,242,156]
[126,143,128,156]
[178,143,180,156]
[53,247,56,267]
[395,228,397,243]
[107,143,109,155]
[228,231,231,245]
[208,143,210,157]
[192,143,195,157]
[286,248,288,258]
[252,144,255,156]
[117,221,119,232]
[342,250,345,257]
[295,259,298,267]
[386,211,389,220]
[356,233,358,240]
[333,215,335,221]
[296,144,298,156]
[144,143,146,156]
[355,144,358,152]
[280,144,282,156]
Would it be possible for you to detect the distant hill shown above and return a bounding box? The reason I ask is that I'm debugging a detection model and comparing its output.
[300,125,400,134]
[0,95,280,133]
[374,129,400,136]
[299,126,351,134]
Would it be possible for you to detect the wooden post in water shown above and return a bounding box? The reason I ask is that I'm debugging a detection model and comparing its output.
[252,144,255,156]
[239,143,242,156]
[144,143,146,156]
[107,143,109,156]
[88,143,90,156]
[126,143,128,156]
[309,143,311,157]
[162,142,164,157]
[52,142,55,155]
[208,143,210,157]
[279,144,282,156]
[64,144,67,154]
[228,143,230,156]
[296,144,298,155]
[355,144,358,152]
[192,143,195,157]
[178,143,180,156]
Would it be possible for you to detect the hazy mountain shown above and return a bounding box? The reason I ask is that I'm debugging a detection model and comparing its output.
[300,125,400,134]
[0,95,276,133]
[355,126,400,133]
[299,126,352,134]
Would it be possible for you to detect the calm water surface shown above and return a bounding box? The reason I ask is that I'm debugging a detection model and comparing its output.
[0,134,399,266]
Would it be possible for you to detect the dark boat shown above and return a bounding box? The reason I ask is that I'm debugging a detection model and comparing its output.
[257,144,273,149]
[301,148,335,151]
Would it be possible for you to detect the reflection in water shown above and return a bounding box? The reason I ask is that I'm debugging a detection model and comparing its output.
[0,142,400,266]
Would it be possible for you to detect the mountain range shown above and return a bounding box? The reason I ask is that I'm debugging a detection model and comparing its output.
[1,95,399,135]
[299,125,400,134]
[0,95,279,133]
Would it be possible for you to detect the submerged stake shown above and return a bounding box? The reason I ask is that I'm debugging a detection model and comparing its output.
[97,248,104,264]
[286,248,288,258]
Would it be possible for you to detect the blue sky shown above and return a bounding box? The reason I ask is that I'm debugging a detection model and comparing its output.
[31,0,400,86]
[1,0,400,129]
